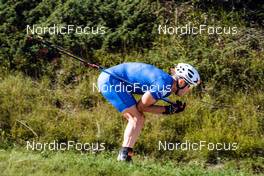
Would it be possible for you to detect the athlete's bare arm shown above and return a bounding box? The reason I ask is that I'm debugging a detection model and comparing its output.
[136,91,166,114]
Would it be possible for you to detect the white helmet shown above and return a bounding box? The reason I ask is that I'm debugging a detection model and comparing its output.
[174,63,200,86]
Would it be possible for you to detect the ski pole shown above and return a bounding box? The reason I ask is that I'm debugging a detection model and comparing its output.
[30,35,175,105]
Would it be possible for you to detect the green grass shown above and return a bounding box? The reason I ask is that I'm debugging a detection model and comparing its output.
[0,73,263,161]
[0,148,261,176]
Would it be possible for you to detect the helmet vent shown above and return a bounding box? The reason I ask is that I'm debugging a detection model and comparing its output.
[188,69,194,74]
[188,73,193,78]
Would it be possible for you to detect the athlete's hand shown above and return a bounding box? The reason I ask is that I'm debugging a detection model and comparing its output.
[163,100,186,115]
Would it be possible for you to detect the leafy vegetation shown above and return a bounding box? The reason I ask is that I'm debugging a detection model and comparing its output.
[0,73,263,162]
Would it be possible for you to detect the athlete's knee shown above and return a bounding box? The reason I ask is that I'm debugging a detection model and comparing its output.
[122,106,145,126]
[123,112,144,123]
[132,114,144,126]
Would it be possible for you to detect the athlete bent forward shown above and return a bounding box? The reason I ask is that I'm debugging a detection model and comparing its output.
[97,62,200,162]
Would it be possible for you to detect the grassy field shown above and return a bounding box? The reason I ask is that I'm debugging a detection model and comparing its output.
[1,148,262,176]
[0,74,263,176]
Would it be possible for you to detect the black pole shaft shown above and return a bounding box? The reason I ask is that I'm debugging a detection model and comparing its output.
[32,35,175,105]
[35,36,100,69]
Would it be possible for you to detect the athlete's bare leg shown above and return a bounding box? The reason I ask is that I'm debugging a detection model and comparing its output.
[121,105,145,148]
